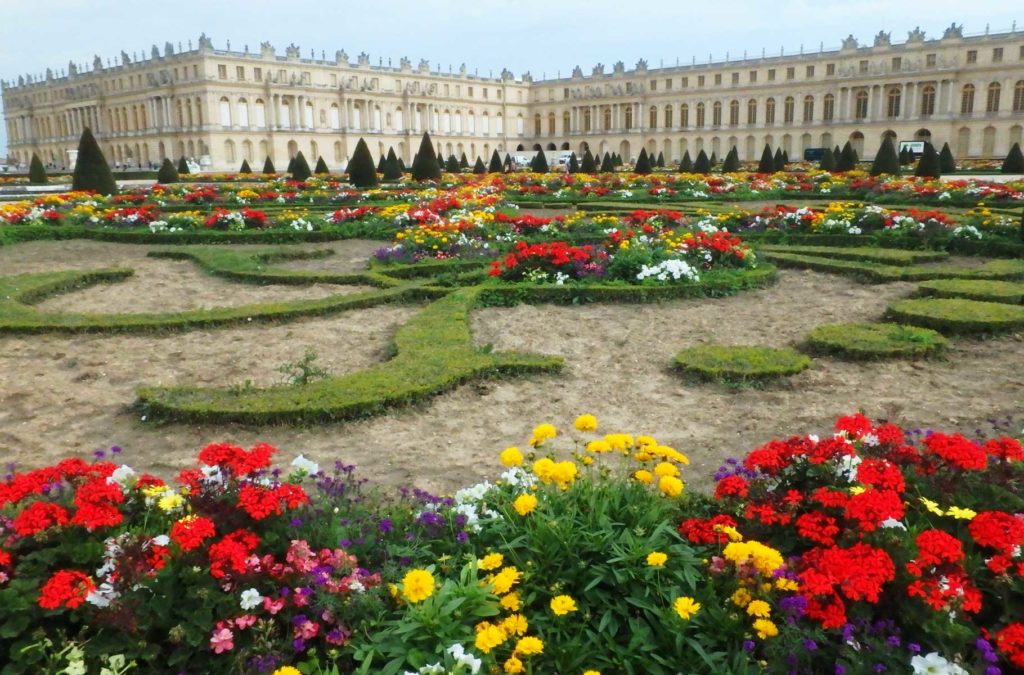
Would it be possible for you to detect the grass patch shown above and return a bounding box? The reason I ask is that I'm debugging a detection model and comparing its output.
[763,252,1024,283]
[757,244,948,266]
[135,287,563,425]
[804,323,948,359]
[886,298,1024,334]
[916,279,1024,304]
[672,344,811,384]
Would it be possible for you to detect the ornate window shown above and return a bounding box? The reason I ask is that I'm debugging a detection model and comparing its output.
[920,85,936,116]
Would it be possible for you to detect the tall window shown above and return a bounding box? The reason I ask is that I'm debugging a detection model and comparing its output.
[547,113,555,135]
[664,105,673,128]
[886,86,901,118]
[583,108,591,132]
[680,104,689,127]
[803,95,814,122]
[623,106,632,129]
[603,107,611,130]
[712,101,722,126]
[855,91,869,119]
[1014,81,1024,112]
[986,82,1001,113]
[747,99,757,125]
[961,84,975,114]
[920,85,936,116]
[696,103,706,127]
[533,114,542,136]
[562,111,571,133]
[650,106,658,129]
[765,98,776,125]
[729,100,739,126]
[783,97,795,124]
[823,94,835,121]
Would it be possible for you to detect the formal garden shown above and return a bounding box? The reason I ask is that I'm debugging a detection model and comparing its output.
[0,129,1022,674]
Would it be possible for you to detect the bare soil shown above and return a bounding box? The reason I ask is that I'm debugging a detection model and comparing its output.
[1,239,1021,495]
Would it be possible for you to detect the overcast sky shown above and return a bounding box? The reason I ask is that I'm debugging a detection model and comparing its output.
[1,0,1021,159]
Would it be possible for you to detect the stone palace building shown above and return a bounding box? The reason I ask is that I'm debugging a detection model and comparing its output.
[3,24,1024,171]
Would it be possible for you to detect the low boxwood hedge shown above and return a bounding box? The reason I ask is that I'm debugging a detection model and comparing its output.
[886,298,1024,334]
[916,279,1024,304]
[804,322,948,359]
[672,344,811,383]
[757,244,949,266]
[763,251,1024,283]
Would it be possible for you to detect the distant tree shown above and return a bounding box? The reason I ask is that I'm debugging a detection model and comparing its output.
[383,147,402,180]
[914,142,942,179]
[488,149,503,173]
[71,128,117,195]
[679,151,693,172]
[473,157,486,174]
[838,141,859,171]
[314,156,330,175]
[445,154,460,172]
[239,159,253,174]
[459,152,469,169]
[567,152,579,173]
[287,155,298,175]
[693,149,711,175]
[262,156,276,174]
[157,157,179,184]
[634,147,652,174]
[178,157,190,175]
[600,152,615,172]
[531,149,549,173]
[291,151,312,181]
[28,153,48,184]
[376,154,387,173]
[580,149,597,173]
[772,148,785,172]
[939,142,957,174]
[346,138,379,188]
[781,150,790,165]
[757,144,775,173]
[398,156,407,172]
[870,136,901,177]
[411,132,442,181]
[709,152,718,167]
[656,151,665,168]
[819,147,837,171]
[898,146,910,166]
[1002,142,1024,174]
[613,152,623,167]
[721,147,740,173]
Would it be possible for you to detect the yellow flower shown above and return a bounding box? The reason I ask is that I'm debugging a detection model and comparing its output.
[604,433,635,452]
[919,497,945,516]
[532,458,556,481]
[513,494,537,516]
[490,566,523,595]
[550,595,577,616]
[530,423,557,447]
[634,469,654,484]
[586,439,611,453]
[753,618,779,639]
[141,484,170,499]
[775,578,800,592]
[646,551,668,567]
[731,587,753,607]
[658,475,684,498]
[574,414,598,432]
[479,553,504,571]
[500,592,522,611]
[723,541,784,576]
[157,492,184,512]
[946,506,977,520]
[849,486,866,496]
[474,622,508,653]
[673,596,701,620]
[503,656,525,673]
[500,447,524,467]
[583,671,601,675]
[717,525,744,542]
[549,461,578,489]
[273,668,302,675]
[514,636,544,656]
[401,569,435,604]
[654,462,679,478]
[746,600,771,618]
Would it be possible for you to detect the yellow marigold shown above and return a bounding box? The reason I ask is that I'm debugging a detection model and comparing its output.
[634,469,654,484]
[574,414,598,432]
[474,622,508,653]
[715,524,744,542]
[479,553,504,571]
[583,671,601,675]
[513,494,537,516]
[586,439,612,453]
[549,461,578,489]
[401,569,435,604]
[530,423,558,447]
[500,591,521,611]
[731,588,752,608]
[753,618,779,639]
[660,447,690,465]
[634,450,653,462]
[514,636,544,656]
[775,578,800,592]
[646,551,668,567]
[141,484,170,499]
[550,595,577,616]
[658,475,684,498]
[272,668,302,675]
[491,566,523,595]
[157,492,184,512]
[946,506,977,520]
[501,613,529,636]
[654,462,680,478]
[746,600,771,618]
[604,433,635,452]
[532,458,556,481]
[849,486,866,496]
[673,596,701,620]
[500,447,524,467]
[503,656,525,674]
[723,541,784,576]
[919,497,944,516]
[636,435,658,447]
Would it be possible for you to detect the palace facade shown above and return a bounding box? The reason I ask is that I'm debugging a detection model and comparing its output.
[3,24,1024,171]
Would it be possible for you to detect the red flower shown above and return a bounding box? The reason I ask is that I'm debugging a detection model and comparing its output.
[713,475,749,500]
[855,458,905,493]
[170,516,217,551]
[678,514,737,545]
[834,413,873,438]
[922,432,988,471]
[968,511,1024,553]
[70,477,125,530]
[844,489,904,532]
[910,529,964,569]
[997,623,1024,667]
[984,437,1024,462]
[208,529,260,579]
[13,501,70,537]
[237,484,282,520]
[38,570,96,610]
[800,543,895,605]
[796,512,841,546]
[197,442,275,477]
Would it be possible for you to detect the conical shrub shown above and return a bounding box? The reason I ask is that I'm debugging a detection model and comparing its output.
[721,147,740,173]
[488,150,503,173]
[580,149,597,173]
[411,132,442,181]
[693,149,711,174]
[459,153,469,170]
[939,143,956,174]
[157,157,179,184]
[473,157,486,174]
[914,142,941,178]
[772,148,785,172]
[634,148,652,174]
[262,156,276,174]
[291,151,312,181]
[314,156,330,175]
[656,151,665,168]
[757,145,775,173]
[239,159,252,174]
[819,148,837,171]
[376,154,386,173]
[177,157,190,175]
[71,128,117,195]
[28,153,48,185]
[568,152,579,173]
[1002,143,1024,174]
[532,149,549,173]
[383,148,402,181]
[599,153,615,172]
[838,142,859,171]
[346,138,379,188]
[870,136,901,177]
[679,151,693,172]
[287,155,298,175]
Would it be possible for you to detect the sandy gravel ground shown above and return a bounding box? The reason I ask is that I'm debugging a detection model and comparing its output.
[1,240,1021,495]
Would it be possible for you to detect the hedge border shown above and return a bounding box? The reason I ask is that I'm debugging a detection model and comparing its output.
[757,244,949,266]
[803,322,948,359]
[886,298,1024,334]
[763,252,1024,284]
[672,344,812,383]
[916,279,1024,305]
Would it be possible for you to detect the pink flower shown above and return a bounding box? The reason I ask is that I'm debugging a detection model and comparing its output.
[233,614,257,629]
[210,626,234,653]
[263,597,285,615]
[295,619,320,640]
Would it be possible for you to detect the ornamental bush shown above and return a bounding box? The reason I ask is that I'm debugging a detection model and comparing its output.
[383,148,402,181]
[580,149,597,174]
[290,151,312,181]
[446,154,461,173]
[459,153,469,170]
[71,128,117,195]
[1002,142,1024,174]
[819,147,837,171]
[28,153,47,185]
[473,157,487,174]
[722,147,741,173]
[679,150,693,173]
[772,148,785,173]
[489,150,504,173]
[939,142,957,174]
[346,138,379,188]
[531,149,549,173]
[693,149,711,175]
[634,147,652,174]
[914,142,941,179]
[178,156,190,175]
[239,159,252,174]
[656,151,666,168]
[599,152,615,172]
[287,155,298,176]
[804,322,947,359]
[262,156,275,174]
[870,136,901,177]
[838,142,859,172]
[412,133,442,182]
[673,344,811,383]
[567,152,579,173]
[314,156,330,175]
[757,145,775,174]
[157,157,179,184]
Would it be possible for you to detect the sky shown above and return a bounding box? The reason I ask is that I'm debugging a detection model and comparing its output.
[1,0,1021,159]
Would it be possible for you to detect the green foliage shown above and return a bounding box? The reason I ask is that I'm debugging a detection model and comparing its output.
[71,127,117,195]
[804,322,947,359]
[580,149,597,173]
[412,132,442,182]
[287,152,309,181]
[721,147,740,173]
[886,297,1024,333]
[239,158,253,174]
[656,150,665,168]
[278,348,329,385]
[567,152,579,173]
[939,142,956,173]
[473,157,487,174]
[819,148,837,171]
[634,148,652,174]
[599,153,615,172]
[177,156,190,175]
[288,155,299,175]
[383,148,403,181]
[762,251,1024,283]
[314,156,330,175]
[488,150,504,173]
[156,158,179,184]
[870,136,901,177]
[1002,142,1024,174]
[914,142,941,178]
[262,156,276,174]
[459,153,469,170]
[679,151,693,173]
[347,138,380,188]
[531,150,549,173]
[692,150,711,175]
[757,145,774,174]
[28,153,47,185]
[377,153,387,173]
[673,344,811,383]
[757,245,948,266]
[916,278,1024,304]
[772,148,785,173]
[837,142,859,171]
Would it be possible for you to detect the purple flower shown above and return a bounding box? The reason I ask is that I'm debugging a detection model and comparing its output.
[886,636,901,647]
[93,449,106,459]
[456,531,469,543]
[873,665,886,673]
[841,624,855,642]
[292,638,306,652]
[835,666,845,675]
[291,614,308,626]
[378,518,394,534]
[111,446,122,454]
[742,640,755,652]
[290,517,303,528]
[802,639,818,651]
[908,643,921,654]
[984,667,1001,675]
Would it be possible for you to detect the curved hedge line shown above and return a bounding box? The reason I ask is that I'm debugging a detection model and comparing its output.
[135,287,563,425]
[757,244,948,266]
[763,251,1024,283]
[672,344,811,383]
[805,322,948,359]
[916,278,1024,304]
[886,298,1024,334]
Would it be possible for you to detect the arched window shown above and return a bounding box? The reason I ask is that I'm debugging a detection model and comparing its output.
[303,101,314,128]
[920,86,936,116]
[680,104,689,128]
[961,84,975,114]
[986,82,1001,113]
[254,99,266,128]
[603,107,612,130]
[219,97,231,127]
[624,106,633,130]
[747,99,757,125]
[803,95,814,122]
[783,96,795,124]
[547,112,555,135]
[765,98,776,125]
[729,100,739,126]
[562,111,570,133]
[855,91,869,119]
[664,105,673,129]
[886,86,901,118]
[224,139,235,163]
[712,101,722,126]
[583,108,591,132]
[236,99,249,128]
[696,102,706,127]
[330,104,340,129]
[1014,81,1024,112]
[533,113,542,136]
[649,106,657,129]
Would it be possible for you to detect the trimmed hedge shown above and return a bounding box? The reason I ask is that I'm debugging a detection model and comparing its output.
[886,298,1024,334]
[757,244,948,266]
[672,344,811,383]
[804,322,948,359]
[0,223,398,247]
[916,279,1024,304]
[763,252,1024,283]
[134,287,563,425]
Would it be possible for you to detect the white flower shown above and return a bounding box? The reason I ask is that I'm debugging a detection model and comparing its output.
[86,582,119,608]
[151,535,170,547]
[910,652,968,675]
[290,454,320,476]
[239,588,263,610]
[349,580,366,593]
[881,518,907,530]
[107,464,136,487]
[835,453,862,482]
[447,642,482,673]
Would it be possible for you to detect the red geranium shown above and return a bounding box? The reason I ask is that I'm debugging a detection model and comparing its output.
[922,432,988,471]
[170,515,217,551]
[844,488,904,532]
[13,501,70,537]
[38,570,96,610]
[969,511,1024,553]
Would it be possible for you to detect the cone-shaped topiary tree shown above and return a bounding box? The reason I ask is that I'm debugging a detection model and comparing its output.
[614,153,623,167]
[239,159,253,174]
[568,152,579,173]
[1002,143,1024,174]
[28,153,48,185]
[399,157,407,172]
[157,157,179,184]
[177,157,190,175]
[833,146,842,167]
[679,151,693,172]
[693,149,711,174]
[72,128,117,195]
[781,150,790,165]
[600,152,615,172]
[838,142,858,171]
[939,143,956,174]
[898,146,910,166]
[383,147,403,180]
[819,147,837,171]
[914,142,941,179]
[444,154,459,173]
[376,154,387,173]
[346,138,379,188]
[291,151,312,181]
[721,147,740,173]
[656,151,665,168]
[580,149,597,174]
[634,147,652,174]
[488,149,503,173]
[473,157,486,174]
[709,152,718,168]
[314,156,330,175]
[262,156,276,174]
[870,136,901,177]
[757,144,775,173]
[459,153,469,170]
[532,149,549,173]
[287,155,298,175]
[772,148,785,172]
[411,132,442,182]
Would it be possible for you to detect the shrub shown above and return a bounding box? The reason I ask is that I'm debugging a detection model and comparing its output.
[412,132,442,181]
[870,136,901,177]
[721,147,740,173]
[634,147,652,174]
[679,151,693,173]
[459,153,469,170]
[939,142,957,173]
[578,149,595,173]
[28,153,47,185]
[673,344,811,383]
[567,152,579,173]
[757,145,774,174]
[838,142,859,171]
[599,153,615,172]
[488,150,504,173]
[531,150,549,173]
[473,157,486,174]
[177,157,190,175]
[314,156,330,175]
[383,148,402,181]
[238,159,252,174]
[290,151,312,181]
[346,138,379,188]
[1002,142,1024,174]
[656,150,666,168]
[772,148,785,173]
[914,142,941,179]
[156,158,179,184]
[804,322,947,359]
[287,155,298,176]
[887,297,1024,333]
[916,278,1024,304]
[693,150,711,175]
[819,149,837,172]
[376,153,386,173]
[261,157,275,174]
[71,128,117,195]
[446,154,461,173]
